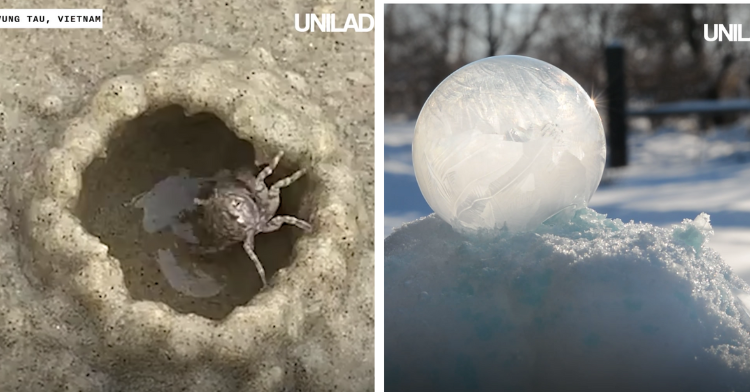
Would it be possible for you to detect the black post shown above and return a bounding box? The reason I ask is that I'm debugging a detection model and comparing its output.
[605,43,627,167]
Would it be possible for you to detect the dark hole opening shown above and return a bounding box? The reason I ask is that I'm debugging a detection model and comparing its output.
[75,105,309,320]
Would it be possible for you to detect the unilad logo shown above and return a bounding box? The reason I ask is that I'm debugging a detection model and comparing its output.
[704,24,750,41]
[294,13,374,33]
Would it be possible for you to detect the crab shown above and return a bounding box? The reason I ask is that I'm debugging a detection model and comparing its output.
[193,150,312,287]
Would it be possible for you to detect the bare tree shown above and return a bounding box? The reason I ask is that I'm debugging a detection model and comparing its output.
[384,4,548,113]
[385,4,750,116]
[384,4,466,112]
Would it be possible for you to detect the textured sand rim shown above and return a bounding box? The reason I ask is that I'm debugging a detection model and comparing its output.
[20,44,359,366]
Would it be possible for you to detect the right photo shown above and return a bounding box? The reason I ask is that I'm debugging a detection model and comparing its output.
[384,4,750,391]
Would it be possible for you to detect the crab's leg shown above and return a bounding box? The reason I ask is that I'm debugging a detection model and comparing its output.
[262,215,313,233]
[269,168,306,196]
[255,151,284,186]
[256,168,306,218]
[243,234,267,287]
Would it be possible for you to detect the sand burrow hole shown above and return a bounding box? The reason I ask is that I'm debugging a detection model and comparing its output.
[17,47,358,360]
[74,105,310,320]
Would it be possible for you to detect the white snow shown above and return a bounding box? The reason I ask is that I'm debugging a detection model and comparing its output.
[384,115,416,147]
[629,98,750,116]
[589,120,750,282]
[385,207,750,391]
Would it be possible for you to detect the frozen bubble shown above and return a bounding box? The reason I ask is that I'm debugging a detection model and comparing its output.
[412,56,606,233]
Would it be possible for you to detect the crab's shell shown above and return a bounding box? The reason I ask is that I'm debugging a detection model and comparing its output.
[201,180,263,243]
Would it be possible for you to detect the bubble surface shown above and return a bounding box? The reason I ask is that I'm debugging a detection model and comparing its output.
[412,56,606,233]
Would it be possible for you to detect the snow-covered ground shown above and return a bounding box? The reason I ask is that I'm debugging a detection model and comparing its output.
[384,115,750,282]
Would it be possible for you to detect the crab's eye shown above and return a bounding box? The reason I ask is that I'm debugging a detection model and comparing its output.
[231,199,242,209]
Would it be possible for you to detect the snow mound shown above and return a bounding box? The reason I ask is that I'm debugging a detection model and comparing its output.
[385,208,750,391]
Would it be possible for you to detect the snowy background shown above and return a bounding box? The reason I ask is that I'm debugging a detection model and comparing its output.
[384,5,750,390]
[385,114,750,283]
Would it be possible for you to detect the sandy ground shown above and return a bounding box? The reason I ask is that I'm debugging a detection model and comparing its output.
[0,1,373,390]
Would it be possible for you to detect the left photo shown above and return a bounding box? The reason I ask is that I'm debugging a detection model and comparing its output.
[0,2,374,391]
